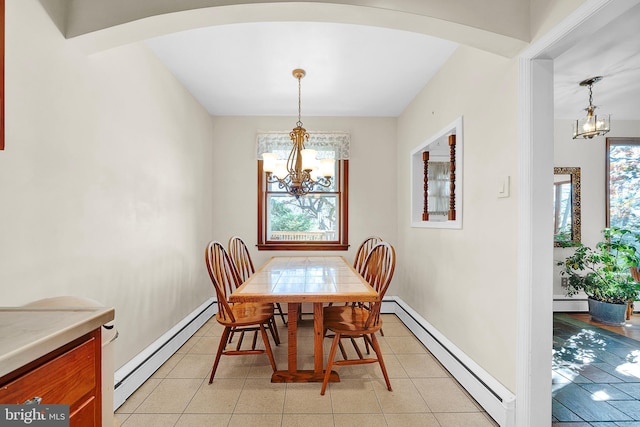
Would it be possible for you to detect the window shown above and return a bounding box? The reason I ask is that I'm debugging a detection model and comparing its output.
[257,132,349,250]
[607,137,640,231]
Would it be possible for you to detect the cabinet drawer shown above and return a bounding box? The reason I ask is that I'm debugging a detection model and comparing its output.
[0,337,96,407]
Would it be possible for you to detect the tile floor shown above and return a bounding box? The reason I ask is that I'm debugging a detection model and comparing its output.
[115,314,498,427]
[553,313,640,426]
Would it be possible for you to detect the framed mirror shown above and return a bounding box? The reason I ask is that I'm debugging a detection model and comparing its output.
[553,167,581,246]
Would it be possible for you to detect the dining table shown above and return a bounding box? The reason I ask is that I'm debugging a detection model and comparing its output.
[229,256,379,383]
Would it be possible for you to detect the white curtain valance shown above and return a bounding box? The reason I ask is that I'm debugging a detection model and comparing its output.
[256,131,350,160]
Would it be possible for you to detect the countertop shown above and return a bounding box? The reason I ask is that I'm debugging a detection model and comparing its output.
[0,306,115,378]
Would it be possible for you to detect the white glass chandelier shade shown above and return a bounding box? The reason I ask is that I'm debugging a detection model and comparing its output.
[262,69,334,198]
[572,76,611,139]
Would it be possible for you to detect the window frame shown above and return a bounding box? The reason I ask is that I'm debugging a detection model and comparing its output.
[257,159,349,251]
[606,137,640,229]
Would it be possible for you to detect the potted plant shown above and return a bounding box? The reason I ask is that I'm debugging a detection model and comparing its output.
[557,227,640,325]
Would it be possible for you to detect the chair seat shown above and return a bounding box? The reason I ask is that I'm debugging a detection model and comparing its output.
[324,306,382,336]
[216,302,275,327]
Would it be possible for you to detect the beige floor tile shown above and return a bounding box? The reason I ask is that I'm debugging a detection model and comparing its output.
[227,413,282,427]
[379,322,414,336]
[184,378,244,413]
[175,413,232,426]
[381,314,402,323]
[332,363,371,380]
[328,379,382,414]
[188,336,219,354]
[115,378,162,414]
[371,336,394,354]
[167,353,215,379]
[282,413,334,427]
[114,413,130,425]
[333,413,388,427]
[434,411,498,426]
[385,336,429,354]
[412,378,480,413]
[234,378,286,413]
[120,413,180,426]
[372,378,430,413]
[208,353,255,379]
[247,360,278,378]
[135,378,204,413]
[396,353,451,378]
[115,313,499,427]
[151,352,187,379]
[283,383,333,413]
[385,413,441,426]
[176,334,201,353]
[367,352,409,379]
[202,322,225,337]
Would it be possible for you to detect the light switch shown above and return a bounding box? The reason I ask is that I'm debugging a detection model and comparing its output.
[498,176,510,198]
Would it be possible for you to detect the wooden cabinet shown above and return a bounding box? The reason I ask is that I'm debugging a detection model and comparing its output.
[0,329,102,427]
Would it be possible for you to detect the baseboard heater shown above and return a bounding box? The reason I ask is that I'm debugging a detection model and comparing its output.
[113,298,216,410]
[113,296,515,426]
[387,296,515,426]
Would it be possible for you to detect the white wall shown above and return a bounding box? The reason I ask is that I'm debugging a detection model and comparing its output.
[553,119,640,298]
[0,0,215,369]
[397,45,519,392]
[209,116,398,267]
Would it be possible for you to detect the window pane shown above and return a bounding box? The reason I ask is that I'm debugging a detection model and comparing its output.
[267,194,339,241]
[609,144,640,231]
[553,181,572,241]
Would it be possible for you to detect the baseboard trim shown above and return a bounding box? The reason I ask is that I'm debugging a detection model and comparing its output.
[553,295,588,312]
[384,296,515,427]
[113,298,215,409]
[114,296,514,426]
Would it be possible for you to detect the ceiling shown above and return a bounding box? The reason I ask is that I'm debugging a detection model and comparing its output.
[554,2,640,121]
[145,22,458,117]
[145,7,640,120]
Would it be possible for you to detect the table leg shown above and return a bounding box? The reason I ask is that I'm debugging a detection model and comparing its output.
[313,302,324,374]
[288,302,298,373]
[270,302,339,384]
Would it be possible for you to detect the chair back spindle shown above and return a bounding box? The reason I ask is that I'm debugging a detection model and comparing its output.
[360,242,396,330]
[353,236,383,274]
[205,241,243,323]
[228,236,255,282]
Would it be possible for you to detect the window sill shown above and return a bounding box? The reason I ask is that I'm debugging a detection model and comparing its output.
[257,243,349,251]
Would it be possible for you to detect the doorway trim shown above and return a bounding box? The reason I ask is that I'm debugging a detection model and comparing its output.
[516,0,639,425]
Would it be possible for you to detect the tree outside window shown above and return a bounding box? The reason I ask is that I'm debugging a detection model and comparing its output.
[607,138,640,232]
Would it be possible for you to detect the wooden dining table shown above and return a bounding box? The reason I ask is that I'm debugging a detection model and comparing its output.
[229,256,378,383]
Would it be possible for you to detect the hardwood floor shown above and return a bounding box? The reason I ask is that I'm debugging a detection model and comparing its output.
[553,313,640,425]
[567,312,640,342]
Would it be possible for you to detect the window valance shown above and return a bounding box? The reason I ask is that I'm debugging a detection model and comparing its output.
[256,131,350,160]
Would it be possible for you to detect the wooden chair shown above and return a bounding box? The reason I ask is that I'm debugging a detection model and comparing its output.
[324,236,384,358]
[205,241,278,383]
[321,242,396,395]
[353,236,383,274]
[228,235,287,326]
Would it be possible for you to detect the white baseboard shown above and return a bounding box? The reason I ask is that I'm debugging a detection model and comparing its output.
[113,298,215,409]
[385,296,515,427]
[114,296,514,426]
[553,295,588,312]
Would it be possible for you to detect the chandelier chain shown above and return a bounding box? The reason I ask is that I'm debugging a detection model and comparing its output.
[297,75,303,127]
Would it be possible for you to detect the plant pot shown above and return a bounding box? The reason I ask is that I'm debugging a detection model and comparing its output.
[588,297,627,325]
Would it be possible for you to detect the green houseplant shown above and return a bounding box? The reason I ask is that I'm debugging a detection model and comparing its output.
[557,227,640,324]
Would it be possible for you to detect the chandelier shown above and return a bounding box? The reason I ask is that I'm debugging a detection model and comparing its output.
[262,69,335,199]
[572,76,610,139]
